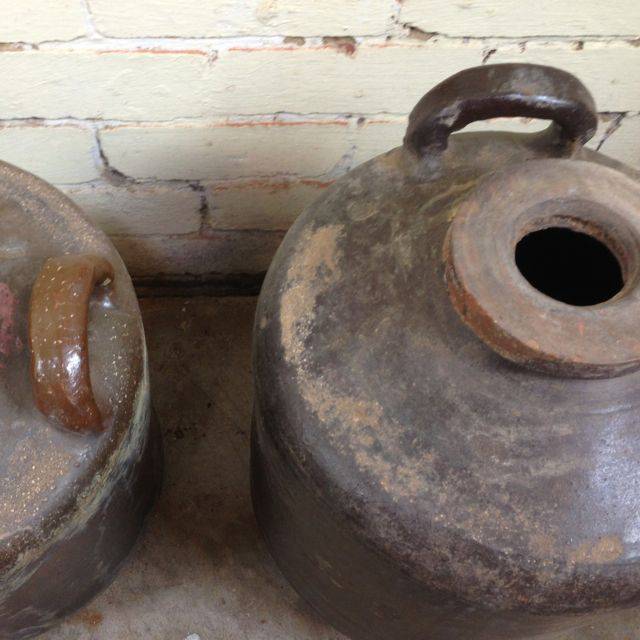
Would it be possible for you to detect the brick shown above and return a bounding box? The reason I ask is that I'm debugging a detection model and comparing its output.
[62,182,202,235]
[599,115,640,170]
[88,0,396,37]
[1,42,638,121]
[0,0,86,43]
[352,119,406,166]
[99,111,621,186]
[212,41,640,115]
[0,50,211,121]
[113,231,284,276]
[400,0,639,37]
[99,122,354,180]
[205,179,328,230]
[0,125,98,184]
[212,41,483,115]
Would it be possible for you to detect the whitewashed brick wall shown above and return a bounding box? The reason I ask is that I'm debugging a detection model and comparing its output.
[1,1,639,286]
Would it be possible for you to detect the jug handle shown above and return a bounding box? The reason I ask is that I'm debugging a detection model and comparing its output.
[29,254,114,433]
[404,63,598,158]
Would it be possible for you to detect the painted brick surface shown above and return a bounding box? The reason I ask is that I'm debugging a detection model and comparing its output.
[206,180,328,230]
[62,182,202,235]
[0,0,86,43]
[3,42,638,122]
[0,126,98,184]
[400,0,640,37]
[212,41,640,115]
[99,122,354,180]
[0,1,637,283]
[0,50,211,121]
[99,114,619,185]
[211,42,479,115]
[89,0,396,37]
[600,114,640,169]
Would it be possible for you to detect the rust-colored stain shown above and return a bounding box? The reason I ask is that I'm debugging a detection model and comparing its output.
[72,608,104,628]
[228,44,311,52]
[322,37,357,57]
[229,42,360,54]
[0,282,21,368]
[368,41,424,49]
[97,48,208,56]
[222,119,349,128]
[569,536,624,565]
[0,43,28,51]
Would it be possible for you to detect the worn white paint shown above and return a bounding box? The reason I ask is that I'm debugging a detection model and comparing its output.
[99,122,356,180]
[600,114,640,169]
[400,0,640,37]
[62,182,202,235]
[0,50,212,121]
[88,0,397,37]
[1,41,638,122]
[206,180,327,230]
[0,0,87,42]
[0,125,98,183]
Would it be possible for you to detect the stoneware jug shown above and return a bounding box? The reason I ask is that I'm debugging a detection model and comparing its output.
[0,161,162,638]
[251,63,640,639]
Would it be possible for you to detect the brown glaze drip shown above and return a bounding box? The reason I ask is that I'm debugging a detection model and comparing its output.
[0,282,22,368]
[29,255,115,433]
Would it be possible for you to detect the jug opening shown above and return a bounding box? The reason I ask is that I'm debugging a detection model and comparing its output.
[515,227,624,306]
[444,159,640,378]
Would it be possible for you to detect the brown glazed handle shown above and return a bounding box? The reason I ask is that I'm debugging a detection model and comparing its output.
[404,63,598,157]
[29,255,114,433]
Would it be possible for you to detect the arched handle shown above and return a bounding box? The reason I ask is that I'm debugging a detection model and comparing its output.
[29,255,114,433]
[404,63,598,157]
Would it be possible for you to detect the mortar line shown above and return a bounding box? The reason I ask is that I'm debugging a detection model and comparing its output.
[0,111,634,129]
[78,0,101,39]
[4,32,640,50]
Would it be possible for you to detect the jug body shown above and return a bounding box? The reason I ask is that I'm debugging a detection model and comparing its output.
[252,64,640,639]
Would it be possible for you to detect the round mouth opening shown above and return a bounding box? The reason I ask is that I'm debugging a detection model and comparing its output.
[515,226,624,306]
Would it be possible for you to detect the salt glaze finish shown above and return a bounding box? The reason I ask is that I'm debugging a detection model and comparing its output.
[252,64,640,640]
[0,162,161,638]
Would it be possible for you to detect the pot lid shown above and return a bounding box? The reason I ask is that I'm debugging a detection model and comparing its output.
[0,162,146,571]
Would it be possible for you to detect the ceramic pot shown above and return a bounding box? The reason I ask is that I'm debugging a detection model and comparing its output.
[0,161,162,638]
[251,64,640,639]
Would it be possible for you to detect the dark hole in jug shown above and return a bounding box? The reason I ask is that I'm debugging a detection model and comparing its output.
[515,227,624,306]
